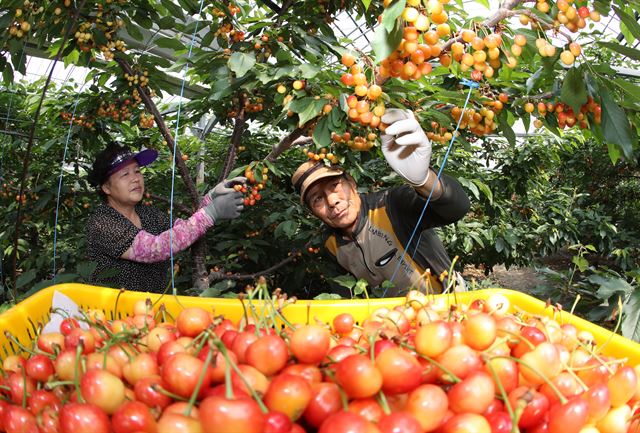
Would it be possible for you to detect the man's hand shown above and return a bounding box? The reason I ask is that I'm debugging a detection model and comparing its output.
[380,109,432,186]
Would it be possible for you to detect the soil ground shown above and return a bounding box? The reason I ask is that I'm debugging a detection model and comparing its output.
[461,249,574,292]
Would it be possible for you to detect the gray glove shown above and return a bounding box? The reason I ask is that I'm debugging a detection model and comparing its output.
[206,176,247,201]
[203,178,246,222]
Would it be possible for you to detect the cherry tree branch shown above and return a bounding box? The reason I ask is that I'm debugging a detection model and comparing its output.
[207,250,301,282]
[115,58,200,210]
[264,129,312,162]
[218,95,247,182]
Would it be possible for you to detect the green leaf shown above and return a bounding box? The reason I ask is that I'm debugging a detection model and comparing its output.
[597,41,640,61]
[607,142,622,164]
[200,280,234,297]
[526,67,544,94]
[297,99,326,127]
[600,91,635,158]
[498,111,516,146]
[314,292,343,300]
[299,63,321,79]
[155,37,187,51]
[126,22,144,41]
[382,0,406,32]
[361,0,372,9]
[613,6,640,42]
[622,290,640,341]
[353,279,369,296]
[2,63,13,85]
[372,20,403,62]
[274,220,299,239]
[592,275,635,299]
[613,78,640,103]
[471,179,494,204]
[333,274,356,289]
[572,256,589,272]
[561,67,587,115]
[63,49,79,67]
[228,52,255,78]
[313,115,331,147]
[475,0,490,8]
[16,269,36,290]
[76,261,97,280]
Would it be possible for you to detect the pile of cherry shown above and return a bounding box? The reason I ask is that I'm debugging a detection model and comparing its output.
[0,289,637,433]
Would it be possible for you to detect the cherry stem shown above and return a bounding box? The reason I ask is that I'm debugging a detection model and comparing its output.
[184,346,214,417]
[21,368,27,408]
[493,329,535,350]
[4,331,40,357]
[323,368,349,411]
[44,380,75,389]
[376,390,391,415]
[491,355,568,405]
[224,350,234,400]
[74,344,85,403]
[596,296,624,358]
[213,339,269,414]
[151,383,188,401]
[113,288,125,321]
[399,342,461,383]
[261,286,296,332]
[483,355,515,420]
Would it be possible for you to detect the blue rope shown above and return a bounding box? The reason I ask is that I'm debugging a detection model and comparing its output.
[52,89,84,281]
[383,78,479,297]
[169,0,206,296]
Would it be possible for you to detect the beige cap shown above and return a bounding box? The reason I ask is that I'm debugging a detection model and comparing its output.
[292,161,344,204]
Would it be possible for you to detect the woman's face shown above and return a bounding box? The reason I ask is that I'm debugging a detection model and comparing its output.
[101,160,145,207]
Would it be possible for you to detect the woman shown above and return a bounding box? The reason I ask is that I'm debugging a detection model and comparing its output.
[86,142,244,292]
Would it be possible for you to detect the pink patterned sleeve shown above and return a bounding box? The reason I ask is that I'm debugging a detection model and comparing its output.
[128,209,214,263]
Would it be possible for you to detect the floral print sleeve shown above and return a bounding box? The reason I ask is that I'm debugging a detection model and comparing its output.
[128,209,214,263]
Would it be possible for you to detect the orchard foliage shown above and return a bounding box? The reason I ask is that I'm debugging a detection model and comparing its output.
[0,0,638,325]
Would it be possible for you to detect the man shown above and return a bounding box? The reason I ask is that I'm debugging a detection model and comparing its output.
[292,109,470,295]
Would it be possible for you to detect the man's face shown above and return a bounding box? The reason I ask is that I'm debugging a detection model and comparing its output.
[305,176,360,231]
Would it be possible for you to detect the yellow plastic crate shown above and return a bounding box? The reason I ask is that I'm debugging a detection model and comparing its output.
[1,283,639,365]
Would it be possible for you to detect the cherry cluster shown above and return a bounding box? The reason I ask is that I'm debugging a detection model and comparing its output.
[525,97,602,130]
[232,165,268,206]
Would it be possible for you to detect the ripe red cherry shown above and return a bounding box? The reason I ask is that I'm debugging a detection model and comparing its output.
[264,411,292,433]
[447,371,496,414]
[264,374,313,421]
[27,389,61,415]
[547,397,589,433]
[3,405,38,433]
[59,403,110,433]
[111,400,157,433]
[485,411,513,433]
[199,395,265,433]
[303,382,342,428]
[335,354,383,399]
[176,307,212,337]
[245,334,289,376]
[60,317,80,336]
[508,386,550,429]
[333,313,355,335]
[161,353,211,399]
[378,411,423,433]
[374,347,422,395]
[318,411,379,433]
[289,325,331,365]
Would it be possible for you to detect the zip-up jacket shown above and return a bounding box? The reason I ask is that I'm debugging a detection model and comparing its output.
[322,174,470,296]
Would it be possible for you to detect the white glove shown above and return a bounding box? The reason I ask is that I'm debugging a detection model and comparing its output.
[380,109,432,187]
